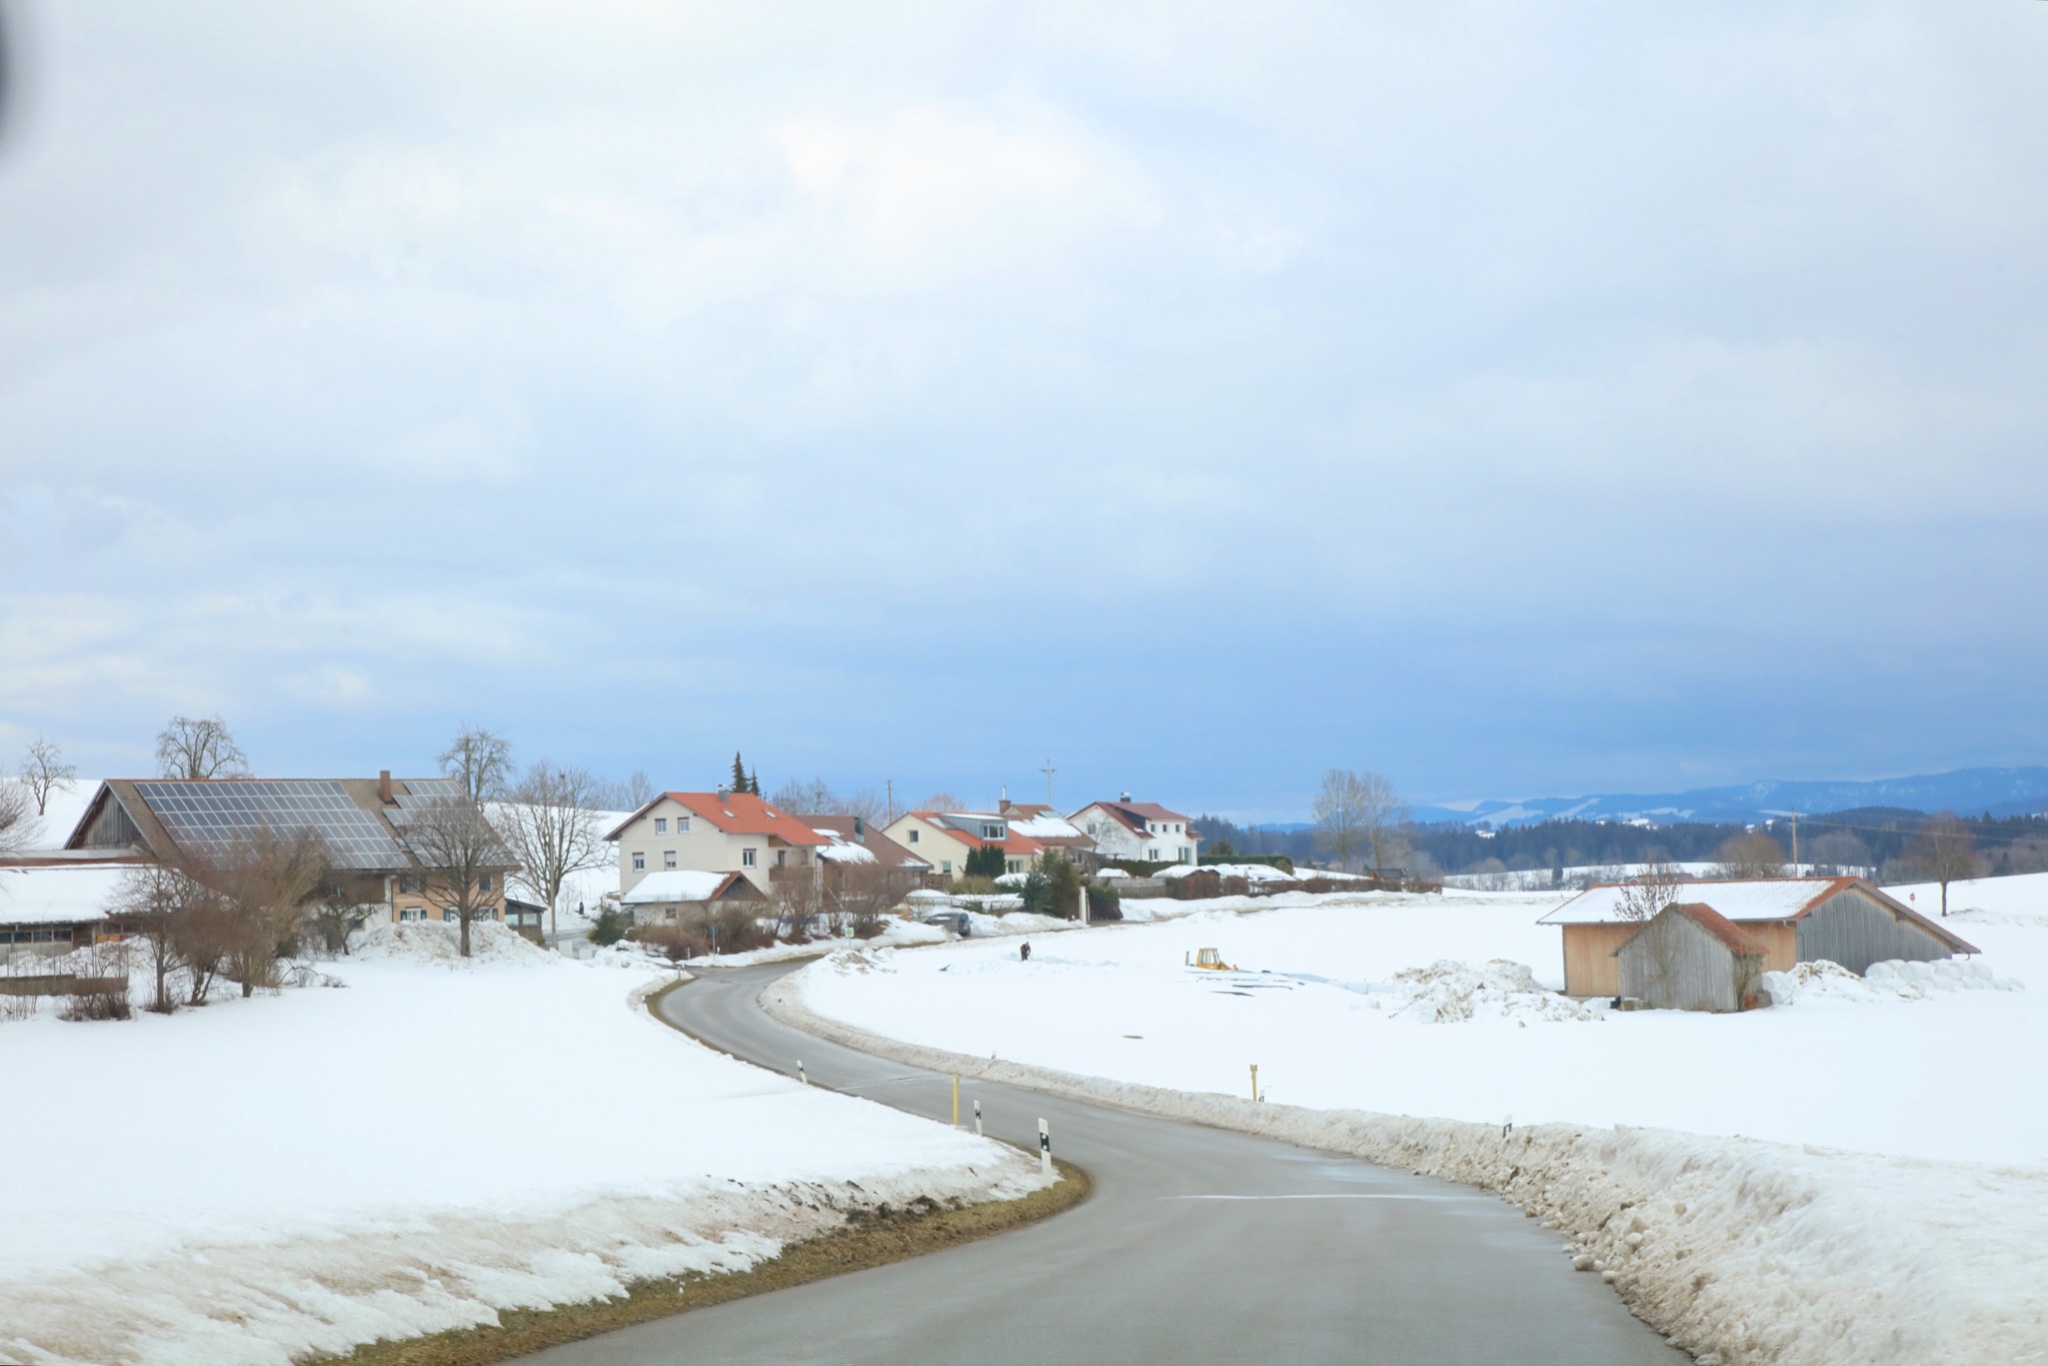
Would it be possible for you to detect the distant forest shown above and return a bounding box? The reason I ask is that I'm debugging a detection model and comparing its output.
[1195,808,2048,881]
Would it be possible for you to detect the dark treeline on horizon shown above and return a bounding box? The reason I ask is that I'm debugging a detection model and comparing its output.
[1196,808,2048,879]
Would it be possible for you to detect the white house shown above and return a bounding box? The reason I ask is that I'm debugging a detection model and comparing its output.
[607,790,828,897]
[1069,796,1201,864]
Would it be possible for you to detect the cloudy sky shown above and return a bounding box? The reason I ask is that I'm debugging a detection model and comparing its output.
[1,1,2044,819]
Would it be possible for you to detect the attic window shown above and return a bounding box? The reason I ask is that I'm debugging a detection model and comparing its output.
[655,818,667,834]
[981,823,1004,840]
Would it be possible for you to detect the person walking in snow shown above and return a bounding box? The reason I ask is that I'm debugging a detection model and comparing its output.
[1020,941,1031,961]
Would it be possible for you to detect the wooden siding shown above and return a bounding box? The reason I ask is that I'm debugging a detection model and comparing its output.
[1743,921,1798,973]
[1616,908,1761,1013]
[1798,886,1956,974]
[1561,922,1639,997]
[80,798,140,850]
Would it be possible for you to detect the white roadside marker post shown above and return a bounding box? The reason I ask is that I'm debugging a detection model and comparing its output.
[1039,1118,1052,1177]
[798,1060,807,1086]
[1250,1064,1259,1104]
[1080,879,1090,927]
[974,1099,983,1137]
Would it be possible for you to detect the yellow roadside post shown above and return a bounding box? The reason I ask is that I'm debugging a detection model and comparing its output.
[952,1075,960,1127]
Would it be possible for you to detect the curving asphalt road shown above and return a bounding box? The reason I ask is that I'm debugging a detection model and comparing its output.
[527,962,1686,1365]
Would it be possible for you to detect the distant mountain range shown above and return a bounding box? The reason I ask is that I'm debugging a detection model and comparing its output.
[1408,766,2048,829]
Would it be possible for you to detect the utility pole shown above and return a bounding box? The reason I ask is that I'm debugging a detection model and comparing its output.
[1041,758,1056,805]
[1791,811,1799,875]
[886,779,894,826]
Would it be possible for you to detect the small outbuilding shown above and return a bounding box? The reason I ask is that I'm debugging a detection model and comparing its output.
[620,870,765,925]
[1541,876,1979,998]
[1616,903,1765,1013]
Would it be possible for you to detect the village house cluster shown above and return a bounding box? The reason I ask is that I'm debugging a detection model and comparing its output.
[0,772,1206,961]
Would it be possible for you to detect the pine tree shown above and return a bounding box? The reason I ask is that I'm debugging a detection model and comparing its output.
[748,766,761,795]
[731,752,747,794]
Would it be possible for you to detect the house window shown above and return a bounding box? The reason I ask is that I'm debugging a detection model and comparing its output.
[1008,859,1021,873]
[664,851,677,870]
[677,817,690,833]
[633,851,645,871]
[444,908,459,921]
[399,873,426,895]
[776,849,787,867]
[479,874,493,893]
[908,830,919,843]
[400,907,423,923]
[1147,848,1159,860]
[981,822,1004,840]
[655,817,668,834]
[942,859,952,873]
[743,848,757,867]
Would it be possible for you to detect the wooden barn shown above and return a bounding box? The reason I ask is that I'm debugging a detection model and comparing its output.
[1616,903,1765,1012]
[1541,876,1978,998]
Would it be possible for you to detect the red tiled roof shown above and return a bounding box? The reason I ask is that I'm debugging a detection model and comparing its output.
[665,792,830,846]
[906,812,1045,856]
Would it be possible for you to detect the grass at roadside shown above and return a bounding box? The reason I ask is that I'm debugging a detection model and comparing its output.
[308,1159,1090,1366]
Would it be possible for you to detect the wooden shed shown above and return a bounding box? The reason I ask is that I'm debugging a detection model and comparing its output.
[1541,876,1978,998]
[1616,903,1765,1012]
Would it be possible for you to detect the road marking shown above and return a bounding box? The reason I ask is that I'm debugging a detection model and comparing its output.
[1166,1193,1488,1202]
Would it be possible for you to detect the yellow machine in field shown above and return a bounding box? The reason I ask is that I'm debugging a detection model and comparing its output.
[1189,947,1236,971]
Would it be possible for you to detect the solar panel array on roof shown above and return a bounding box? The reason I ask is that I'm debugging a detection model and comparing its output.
[384,778,466,825]
[134,780,409,870]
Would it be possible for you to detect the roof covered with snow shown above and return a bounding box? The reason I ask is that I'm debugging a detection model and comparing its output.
[0,862,132,925]
[999,805,1092,844]
[620,870,749,904]
[803,815,931,870]
[1541,878,1852,925]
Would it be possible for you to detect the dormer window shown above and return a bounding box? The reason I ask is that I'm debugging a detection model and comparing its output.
[981,822,1005,840]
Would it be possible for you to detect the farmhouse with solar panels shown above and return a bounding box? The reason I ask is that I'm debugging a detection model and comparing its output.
[57,773,517,931]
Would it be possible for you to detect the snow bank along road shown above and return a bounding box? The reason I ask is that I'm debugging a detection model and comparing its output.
[523,963,1682,1366]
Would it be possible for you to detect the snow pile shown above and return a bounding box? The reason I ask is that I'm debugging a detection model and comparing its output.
[1157,862,1298,882]
[765,974,2048,1366]
[350,918,553,965]
[1356,959,1598,1023]
[0,953,1047,1365]
[1761,957,2024,1006]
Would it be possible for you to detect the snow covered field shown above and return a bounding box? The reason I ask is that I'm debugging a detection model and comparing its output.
[783,878,2048,1364]
[0,923,1046,1366]
[796,885,2045,1165]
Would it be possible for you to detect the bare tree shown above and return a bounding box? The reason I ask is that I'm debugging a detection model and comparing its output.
[19,736,75,816]
[769,865,825,939]
[308,879,375,957]
[439,726,513,803]
[201,828,327,996]
[0,775,32,856]
[1906,811,1986,917]
[915,792,965,813]
[156,715,250,780]
[1312,769,1410,874]
[404,791,510,957]
[500,760,607,937]
[1614,860,1684,922]
[770,777,887,826]
[624,770,655,809]
[1712,830,1787,880]
[827,861,904,936]
[111,863,212,1013]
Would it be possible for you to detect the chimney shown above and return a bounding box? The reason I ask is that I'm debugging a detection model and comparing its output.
[1120,791,1132,803]
[717,786,729,803]
[854,815,866,840]
[378,770,394,803]
[999,795,1011,814]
